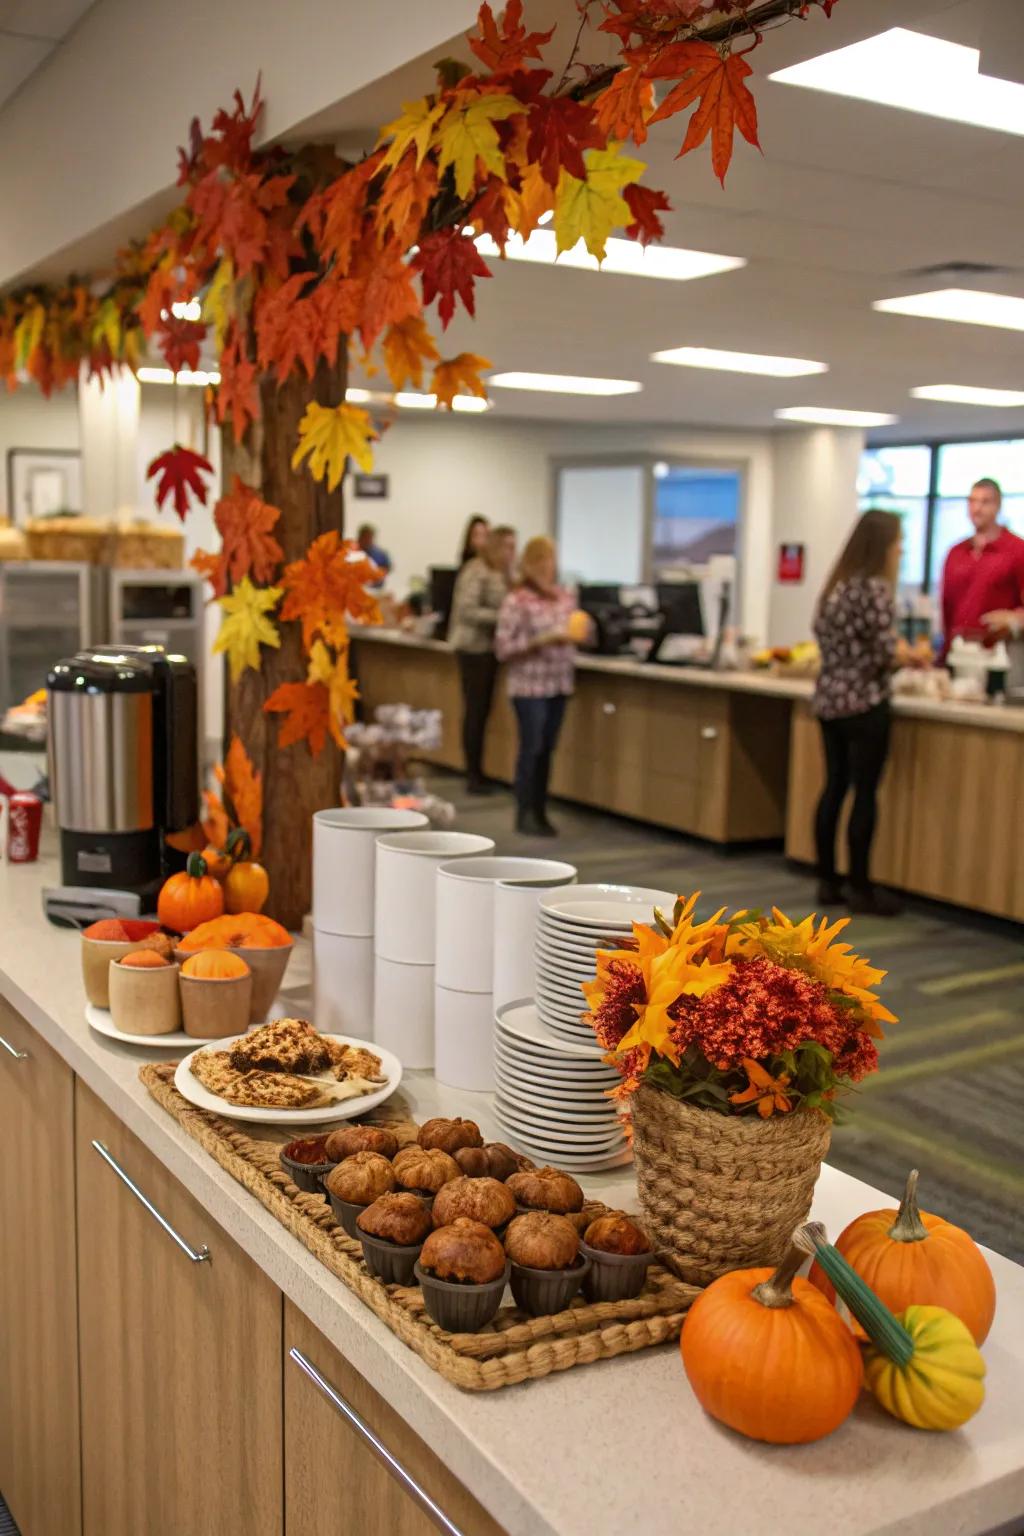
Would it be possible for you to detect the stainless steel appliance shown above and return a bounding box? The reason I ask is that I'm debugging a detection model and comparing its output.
[0,561,106,718]
[47,646,199,897]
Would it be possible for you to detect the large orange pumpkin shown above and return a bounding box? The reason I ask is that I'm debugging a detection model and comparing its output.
[181,950,250,980]
[177,911,290,952]
[808,1169,995,1345]
[681,1246,863,1444]
[157,854,225,934]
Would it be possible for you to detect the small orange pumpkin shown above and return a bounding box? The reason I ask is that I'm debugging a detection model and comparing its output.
[681,1245,863,1444]
[808,1169,996,1345]
[177,911,290,952]
[200,844,233,880]
[118,949,170,969]
[181,950,250,980]
[157,853,225,935]
[222,828,270,914]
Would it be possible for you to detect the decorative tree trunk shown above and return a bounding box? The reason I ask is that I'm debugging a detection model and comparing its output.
[222,351,347,930]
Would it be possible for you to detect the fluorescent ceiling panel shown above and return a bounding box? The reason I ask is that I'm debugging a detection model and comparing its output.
[488,371,642,396]
[346,388,489,412]
[137,367,220,386]
[651,345,827,377]
[475,228,745,282]
[873,289,1024,332]
[770,27,1024,135]
[775,406,898,427]
[911,384,1024,407]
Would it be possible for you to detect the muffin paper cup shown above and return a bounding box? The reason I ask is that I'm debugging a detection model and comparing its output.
[358,1231,425,1286]
[279,1150,336,1198]
[579,1240,653,1303]
[414,1260,511,1333]
[326,1191,370,1239]
[509,1255,590,1316]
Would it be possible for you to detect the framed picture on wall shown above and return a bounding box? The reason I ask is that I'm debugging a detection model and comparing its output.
[6,448,83,526]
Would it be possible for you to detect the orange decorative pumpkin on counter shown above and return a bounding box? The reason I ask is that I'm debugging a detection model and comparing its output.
[222,829,270,915]
[157,853,225,934]
[118,949,171,969]
[177,912,290,951]
[199,844,233,880]
[181,950,250,980]
[808,1168,996,1346]
[681,1245,863,1444]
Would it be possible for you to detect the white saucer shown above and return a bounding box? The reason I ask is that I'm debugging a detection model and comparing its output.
[495,1079,616,1124]
[493,1027,614,1071]
[539,884,675,929]
[86,1003,193,1049]
[494,1100,625,1151]
[495,1000,605,1059]
[174,1031,402,1126]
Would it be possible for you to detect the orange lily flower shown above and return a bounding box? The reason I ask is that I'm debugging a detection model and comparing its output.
[728,1057,793,1118]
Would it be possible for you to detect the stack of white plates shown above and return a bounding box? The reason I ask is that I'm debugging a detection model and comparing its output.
[535,883,676,1046]
[493,1001,630,1171]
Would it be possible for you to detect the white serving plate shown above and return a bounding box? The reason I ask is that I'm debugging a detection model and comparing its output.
[495,1079,617,1124]
[493,1114,631,1170]
[495,1000,605,1059]
[86,1003,194,1049]
[536,989,588,1020]
[495,1073,616,1108]
[493,1030,614,1076]
[536,920,633,950]
[174,1032,403,1126]
[494,1100,625,1151]
[539,884,675,929]
[535,965,592,998]
[493,1052,617,1094]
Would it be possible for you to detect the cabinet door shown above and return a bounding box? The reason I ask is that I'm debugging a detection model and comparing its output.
[284,1301,506,1536]
[75,1082,283,1536]
[0,1000,81,1536]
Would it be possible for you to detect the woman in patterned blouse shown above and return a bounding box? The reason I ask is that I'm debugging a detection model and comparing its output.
[813,509,903,916]
[496,536,578,837]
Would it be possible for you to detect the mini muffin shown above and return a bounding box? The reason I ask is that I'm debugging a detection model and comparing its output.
[280,1134,336,1196]
[417,1117,483,1154]
[325,1152,397,1239]
[453,1142,526,1181]
[325,1124,399,1163]
[432,1176,516,1232]
[506,1165,583,1216]
[584,1213,650,1256]
[505,1212,589,1316]
[580,1213,654,1304]
[415,1218,510,1333]
[393,1145,460,1197]
[357,1192,433,1285]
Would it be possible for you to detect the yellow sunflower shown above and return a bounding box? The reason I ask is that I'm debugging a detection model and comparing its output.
[729,907,897,1036]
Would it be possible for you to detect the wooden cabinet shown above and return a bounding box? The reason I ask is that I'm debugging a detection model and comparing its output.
[75,1082,283,1536]
[284,1301,505,1536]
[0,1000,81,1536]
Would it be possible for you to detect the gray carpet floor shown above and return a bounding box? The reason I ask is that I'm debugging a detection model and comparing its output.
[0,1495,18,1535]
[437,770,1024,1265]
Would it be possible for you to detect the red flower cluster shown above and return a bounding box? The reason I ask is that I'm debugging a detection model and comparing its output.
[667,955,879,1083]
[587,956,645,1052]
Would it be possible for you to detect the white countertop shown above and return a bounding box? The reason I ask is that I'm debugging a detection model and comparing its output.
[353,627,1024,734]
[3,840,1024,1536]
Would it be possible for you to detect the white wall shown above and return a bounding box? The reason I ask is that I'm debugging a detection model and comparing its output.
[0,385,80,521]
[768,426,864,647]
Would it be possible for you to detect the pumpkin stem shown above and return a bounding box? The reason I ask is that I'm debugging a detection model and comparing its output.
[888,1168,927,1244]
[186,852,209,879]
[793,1223,915,1367]
[226,826,252,862]
[750,1244,803,1309]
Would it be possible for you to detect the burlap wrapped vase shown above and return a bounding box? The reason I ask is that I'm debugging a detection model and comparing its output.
[631,1082,831,1285]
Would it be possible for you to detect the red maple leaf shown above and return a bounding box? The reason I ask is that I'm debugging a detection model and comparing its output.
[623,183,671,244]
[263,679,331,756]
[156,314,207,373]
[357,240,420,351]
[254,272,318,381]
[526,97,605,188]
[145,444,213,522]
[216,328,260,443]
[469,0,554,73]
[646,41,760,184]
[196,477,284,596]
[468,176,512,248]
[413,230,491,329]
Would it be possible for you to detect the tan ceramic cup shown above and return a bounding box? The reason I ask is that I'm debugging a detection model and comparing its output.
[232,943,292,1022]
[108,960,182,1036]
[180,972,254,1039]
[82,937,146,1009]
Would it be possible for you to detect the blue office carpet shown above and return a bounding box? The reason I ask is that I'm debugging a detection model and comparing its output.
[0,1495,19,1535]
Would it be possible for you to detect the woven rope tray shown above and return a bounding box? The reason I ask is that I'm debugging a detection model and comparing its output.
[140,1062,700,1391]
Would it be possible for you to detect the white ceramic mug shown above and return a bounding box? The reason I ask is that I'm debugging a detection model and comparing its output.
[374,831,495,965]
[491,860,577,1010]
[373,955,435,1069]
[312,807,428,937]
[434,984,495,1093]
[312,929,375,1040]
[435,855,576,995]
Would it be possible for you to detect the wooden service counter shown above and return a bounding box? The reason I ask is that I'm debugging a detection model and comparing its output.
[353,631,1024,923]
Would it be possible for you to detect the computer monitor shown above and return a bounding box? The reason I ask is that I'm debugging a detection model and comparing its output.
[578,583,622,614]
[429,566,458,639]
[655,581,704,637]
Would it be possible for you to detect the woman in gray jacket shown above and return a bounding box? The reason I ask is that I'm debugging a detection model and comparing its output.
[449,525,516,793]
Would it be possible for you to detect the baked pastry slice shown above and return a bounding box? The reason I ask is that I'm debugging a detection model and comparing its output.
[228,1017,334,1076]
[191,1050,331,1108]
[329,1043,385,1083]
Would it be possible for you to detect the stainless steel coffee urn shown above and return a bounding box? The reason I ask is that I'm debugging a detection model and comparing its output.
[47,646,199,896]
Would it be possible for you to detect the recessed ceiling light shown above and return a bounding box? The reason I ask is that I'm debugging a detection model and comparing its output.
[873,289,1024,332]
[488,371,642,396]
[770,28,1024,136]
[651,346,827,377]
[911,384,1024,407]
[137,366,220,386]
[775,406,898,427]
[170,299,202,322]
[476,229,744,283]
[347,387,491,412]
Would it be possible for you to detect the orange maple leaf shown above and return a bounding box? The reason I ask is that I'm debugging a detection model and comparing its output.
[263,679,332,756]
[646,42,760,184]
[592,56,655,145]
[201,787,230,849]
[202,477,284,597]
[357,239,420,352]
[382,315,440,392]
[216,327,260,442]
[468,0,554,72]
[279,531,382,650]
[254,272,319,381]
[376,155,439,247]
[191,548,222,590]
[431,352,491,409]
[223,734,263,857]
[313,155,381,272]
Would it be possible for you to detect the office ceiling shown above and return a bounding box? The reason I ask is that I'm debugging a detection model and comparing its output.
[0,1,94,110]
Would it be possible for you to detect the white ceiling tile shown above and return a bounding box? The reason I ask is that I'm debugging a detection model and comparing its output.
[0,31,52,108]
[0,1,94,42]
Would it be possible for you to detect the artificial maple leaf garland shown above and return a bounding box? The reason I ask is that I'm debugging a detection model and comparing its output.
[145,444,214,522]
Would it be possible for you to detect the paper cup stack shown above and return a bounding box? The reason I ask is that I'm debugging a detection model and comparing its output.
[311,807,428,1039]
[373,831,494,1068]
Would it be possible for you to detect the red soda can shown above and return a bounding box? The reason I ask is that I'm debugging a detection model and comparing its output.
[8,791,42,863]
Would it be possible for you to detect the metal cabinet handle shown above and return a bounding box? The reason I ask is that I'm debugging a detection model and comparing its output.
[602,701,617,715]
[91,1140,210,1264]
[0,1033,29,1060]
[289,1348,466,1536]
[701,726,718,740]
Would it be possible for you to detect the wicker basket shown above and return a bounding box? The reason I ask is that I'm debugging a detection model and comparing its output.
[631,1081,831,1285]
[25,515,114,563]
[113,520,184,570]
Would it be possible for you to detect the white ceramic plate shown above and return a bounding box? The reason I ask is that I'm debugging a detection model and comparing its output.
[494,1100,625,1151]
[495,1000,605,1059]
[493,1115,630,1168]
[493,1030,614,1074]
[535,922,633,952]
[535,965,592,996]
[494,1072,616,1107]
[173,1032,403,1125]
[86,1003,194,1050]
[494,1079,617,1125]
[493,1055,617,1095]
[536,987,588,1018]
[539,884,675,929]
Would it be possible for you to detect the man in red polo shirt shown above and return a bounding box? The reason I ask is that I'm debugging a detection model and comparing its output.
[941,477,1024,650]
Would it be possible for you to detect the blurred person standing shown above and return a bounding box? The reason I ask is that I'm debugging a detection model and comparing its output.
[356,522,392,589]
[459,515,489,566]
[449,524,516,794]
[941,477,1024,652]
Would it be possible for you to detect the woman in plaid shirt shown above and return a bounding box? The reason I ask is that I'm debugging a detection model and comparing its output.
[496,536,578,837]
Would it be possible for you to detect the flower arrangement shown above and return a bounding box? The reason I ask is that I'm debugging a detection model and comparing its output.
[583,894,895,1119]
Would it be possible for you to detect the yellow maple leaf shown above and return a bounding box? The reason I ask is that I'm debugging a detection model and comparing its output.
[306,639,361,747]
[554,144,646,261]
[381,315,440,391]
[431,352,491,409]
[291,401,378,492]
[504,161,553,241]
[214,575,282,682]
[434,93,526,200]
[91,297,122,357]
[378,96,446,169]
[14,302,45,369]
[203,257,236,348]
